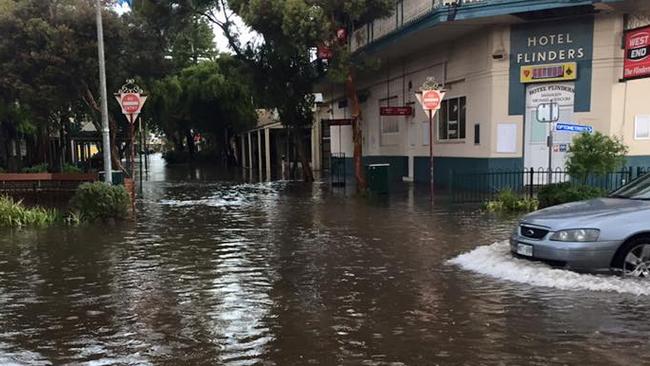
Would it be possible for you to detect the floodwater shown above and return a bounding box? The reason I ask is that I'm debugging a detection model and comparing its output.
[1,156,650,365]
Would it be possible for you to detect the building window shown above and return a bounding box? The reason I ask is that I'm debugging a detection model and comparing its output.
[381,116,399,134]
[635,115,650,140]
[438,96,466,140]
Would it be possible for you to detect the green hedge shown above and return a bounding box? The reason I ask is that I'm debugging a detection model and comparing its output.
[62,163,82,173]
[538,183,605,209]
[21,163,48,173]
[70,182,131,222]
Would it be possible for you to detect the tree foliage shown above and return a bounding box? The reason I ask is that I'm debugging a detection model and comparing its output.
[220,0,393,186]
[146,57,256,160]
[0,0,174,170]
[566,132,628,183]
[0,0,248,171]
[178,0,393,182]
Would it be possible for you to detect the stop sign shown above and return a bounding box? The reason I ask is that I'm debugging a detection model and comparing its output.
[121,93,141,114]
[422,90,442,110]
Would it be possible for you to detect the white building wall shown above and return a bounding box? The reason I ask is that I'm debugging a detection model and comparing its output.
[318,10,650,167]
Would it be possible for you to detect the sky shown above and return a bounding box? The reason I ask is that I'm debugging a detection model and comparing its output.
[112,2,257,54]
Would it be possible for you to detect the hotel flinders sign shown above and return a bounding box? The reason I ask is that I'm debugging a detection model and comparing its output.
[509,16,594,115]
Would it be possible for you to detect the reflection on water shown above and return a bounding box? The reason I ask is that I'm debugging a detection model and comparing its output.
[0,154,649,365]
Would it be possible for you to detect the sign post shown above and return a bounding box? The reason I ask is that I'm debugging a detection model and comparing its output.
[416,78,446,201]
[115,80,147,183]
[534,99,561,183]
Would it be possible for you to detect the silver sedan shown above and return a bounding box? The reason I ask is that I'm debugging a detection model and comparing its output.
[510,174,650,277]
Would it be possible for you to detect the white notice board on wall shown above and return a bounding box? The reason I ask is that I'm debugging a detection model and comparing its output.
[635,115,650,140]
[497,123,517,153]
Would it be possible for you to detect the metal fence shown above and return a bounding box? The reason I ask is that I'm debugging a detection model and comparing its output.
[330,153,347,187]
[450,167,650,203]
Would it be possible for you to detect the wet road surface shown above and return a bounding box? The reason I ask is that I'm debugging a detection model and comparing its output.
[1,156,649,365]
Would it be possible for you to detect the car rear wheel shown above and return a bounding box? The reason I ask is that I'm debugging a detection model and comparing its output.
[614,237,650,278]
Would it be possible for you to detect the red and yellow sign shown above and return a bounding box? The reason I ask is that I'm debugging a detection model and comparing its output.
[624,25,650,80]
[520,62,577,83]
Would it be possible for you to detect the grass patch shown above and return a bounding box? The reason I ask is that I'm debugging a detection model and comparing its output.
[484,189,539,213]
[0,196,61,228]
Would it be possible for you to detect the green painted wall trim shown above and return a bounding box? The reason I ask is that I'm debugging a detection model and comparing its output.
[414,157,524,186]
[626,156,650,168]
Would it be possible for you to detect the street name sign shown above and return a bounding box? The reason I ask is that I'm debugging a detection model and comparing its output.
[555,123,593,133]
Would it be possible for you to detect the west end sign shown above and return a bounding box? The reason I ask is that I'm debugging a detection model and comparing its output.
[509,16,594,115]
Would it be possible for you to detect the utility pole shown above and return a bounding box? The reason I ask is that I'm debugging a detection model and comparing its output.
[96,0,112,184]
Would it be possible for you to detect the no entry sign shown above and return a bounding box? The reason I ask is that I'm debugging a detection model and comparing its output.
[115,92,147,124]
[120,93,141,114]
[422,90,443,111]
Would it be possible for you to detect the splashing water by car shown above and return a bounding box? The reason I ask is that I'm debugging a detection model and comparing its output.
[508,173,650,277]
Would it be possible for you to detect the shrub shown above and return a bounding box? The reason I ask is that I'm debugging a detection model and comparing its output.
[537,183,605,209]
[0,167,5,173]
[162,150,189,164]
[62,163,82,173]
[70,182,131,222]
[21,163,48,173]
[484,189,539,213]
[566,132,628,184]
[0,196,60,228]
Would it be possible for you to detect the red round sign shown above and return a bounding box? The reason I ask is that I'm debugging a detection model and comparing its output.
[422,90,442,110]
[121,93,141,114]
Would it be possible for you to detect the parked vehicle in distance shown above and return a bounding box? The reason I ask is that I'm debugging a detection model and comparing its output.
[510,173,650,277]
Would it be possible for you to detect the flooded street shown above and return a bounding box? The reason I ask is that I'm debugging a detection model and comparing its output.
[1,156,650,365]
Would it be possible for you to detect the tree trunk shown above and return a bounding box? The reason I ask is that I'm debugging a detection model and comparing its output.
[36,126,48,167]
[345,70,367,191]
[82,86,125,172]
[293,127,314,182]
[109,114,124,172]
[172,133,184,152]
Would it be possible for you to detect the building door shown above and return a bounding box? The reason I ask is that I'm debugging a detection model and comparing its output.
[524,82,575,182]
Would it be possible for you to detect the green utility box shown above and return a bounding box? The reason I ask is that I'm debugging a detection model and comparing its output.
[366,163,390,194]
[99,170,125,186]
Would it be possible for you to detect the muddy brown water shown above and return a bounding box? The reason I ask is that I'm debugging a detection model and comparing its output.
[1,155,649,365]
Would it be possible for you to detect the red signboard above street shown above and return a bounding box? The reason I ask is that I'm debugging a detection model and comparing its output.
[624,25,650,80]
[380,106,413,116]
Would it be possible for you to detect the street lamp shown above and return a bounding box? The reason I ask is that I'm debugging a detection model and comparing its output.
[95,0,112,184]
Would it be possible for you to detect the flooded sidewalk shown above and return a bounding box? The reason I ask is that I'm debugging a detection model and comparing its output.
[0,156,649,365]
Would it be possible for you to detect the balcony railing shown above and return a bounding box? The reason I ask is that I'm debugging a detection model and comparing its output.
[351,0,486,52]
